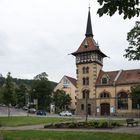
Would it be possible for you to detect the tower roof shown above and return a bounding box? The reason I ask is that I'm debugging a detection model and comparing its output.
[72,37,107,57]
[72,7,107,58]
[85,7,93,37]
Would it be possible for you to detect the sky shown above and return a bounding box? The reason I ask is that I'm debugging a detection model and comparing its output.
[0,0,139,82]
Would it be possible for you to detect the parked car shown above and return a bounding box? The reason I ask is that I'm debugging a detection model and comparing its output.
[59,111,72,116]
[23,106,28,110]
[28,108,36,113]
[36,110,46,116]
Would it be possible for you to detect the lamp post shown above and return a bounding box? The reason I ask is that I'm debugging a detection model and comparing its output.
[85,90,88,122]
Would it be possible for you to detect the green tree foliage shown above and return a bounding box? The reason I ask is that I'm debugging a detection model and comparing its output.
[53,90,71,112]
[31,72,53,111]
[34,72,48,81]
[2,72,15,116]
[129,84,140,109]
[2,72,15,106]
[0,74,4,87]
[96,1,140,61]
[124,21,140,60]
[97,0,140,19]
[15,84,28,108]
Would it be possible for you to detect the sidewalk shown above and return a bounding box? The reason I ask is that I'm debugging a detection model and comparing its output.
[0,124,140,134]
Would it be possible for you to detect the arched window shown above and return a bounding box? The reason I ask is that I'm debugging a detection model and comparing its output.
[83,67,89,74]
[100,92,110,98]
[117,92,128,109]
[82,90,89,99]
[83,67,85,74]
[86,77,89,85]
[86,67,89,73]
[83,77,89,85]
[83,77,86,85]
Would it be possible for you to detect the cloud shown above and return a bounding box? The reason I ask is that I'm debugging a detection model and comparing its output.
[0,0,139,82]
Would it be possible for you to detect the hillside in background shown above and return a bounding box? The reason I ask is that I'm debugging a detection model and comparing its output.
[0,76,57,89]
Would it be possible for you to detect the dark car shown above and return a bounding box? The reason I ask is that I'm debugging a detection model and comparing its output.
[36,110,46,116]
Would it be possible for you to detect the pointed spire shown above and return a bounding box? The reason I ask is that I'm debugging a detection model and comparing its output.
[85,6,93,37]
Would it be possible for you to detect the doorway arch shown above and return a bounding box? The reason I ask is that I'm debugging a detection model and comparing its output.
[100,103,110,116]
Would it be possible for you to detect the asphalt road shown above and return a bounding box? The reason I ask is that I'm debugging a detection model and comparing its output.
[0,106,28,116]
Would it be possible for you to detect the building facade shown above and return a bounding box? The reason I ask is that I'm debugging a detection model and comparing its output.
[54,75,77,111]
[72,8,140,117]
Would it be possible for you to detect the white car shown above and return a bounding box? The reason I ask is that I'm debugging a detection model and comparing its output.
[28,108,36,113]
[59,111,72,116]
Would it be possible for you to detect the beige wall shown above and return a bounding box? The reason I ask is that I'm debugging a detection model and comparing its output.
[54,76,77,110]
[76,63,102,99]
[76,62,102,115]
[96,84,140,116]
[76,62,140,116]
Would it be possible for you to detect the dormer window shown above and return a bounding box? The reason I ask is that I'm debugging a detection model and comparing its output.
[101,77,108,84]
[63,78,69,88]
[84,40,88,48]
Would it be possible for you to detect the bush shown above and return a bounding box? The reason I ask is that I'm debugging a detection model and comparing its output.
[111,122,121,127]
[44,123,53,128]
[44,120,121,129]
[68,122,77,128]
[98,121,108,128]
[92,121,99,128]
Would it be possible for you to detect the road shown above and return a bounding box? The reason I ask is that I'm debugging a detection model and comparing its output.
[0,106,28,116]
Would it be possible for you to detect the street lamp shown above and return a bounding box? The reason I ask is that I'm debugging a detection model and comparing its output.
[85,90,88,122]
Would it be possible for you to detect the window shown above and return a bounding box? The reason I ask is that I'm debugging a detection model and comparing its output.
[117,92,128,109]
[83,77,86,85]
[98,55,102,61]
[86,67,89,73]
[84,40,88,48]
[83,67,89,74]
[63,78,69,88]
[101,77,108,84]
[83,67,86,74]
[81,104,84,110]
[83,77,89,85]
[100,92,110,98]
[132,100,140,109]
[82,90,89,99]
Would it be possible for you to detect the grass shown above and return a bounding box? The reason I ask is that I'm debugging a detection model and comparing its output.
[0,116,75,126]
[0,130,140,140]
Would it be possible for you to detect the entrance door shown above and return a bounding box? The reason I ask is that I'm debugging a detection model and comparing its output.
[88,104,91,115]
[100,103,110,116]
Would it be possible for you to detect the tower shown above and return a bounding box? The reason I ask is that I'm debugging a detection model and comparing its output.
[72,8,107,116]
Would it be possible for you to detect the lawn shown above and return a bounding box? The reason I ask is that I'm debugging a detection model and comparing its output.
[0,116,75,126]
[0,131,140,140]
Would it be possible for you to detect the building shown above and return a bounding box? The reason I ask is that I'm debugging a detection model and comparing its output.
[72,8,140,117]
[54,75,77,111]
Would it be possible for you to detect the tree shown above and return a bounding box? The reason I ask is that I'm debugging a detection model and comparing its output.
[129,84,140,109]
[53,90,71,113]
[31,72,53,111]
[15,84,28,108]
[97,0,140,19]
[34,72,48,81]
[2,72,15,117]
[124,21,140,60]
[96,0,140,61]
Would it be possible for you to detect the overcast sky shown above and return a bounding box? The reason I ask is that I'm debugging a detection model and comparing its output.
[0,0,139,82]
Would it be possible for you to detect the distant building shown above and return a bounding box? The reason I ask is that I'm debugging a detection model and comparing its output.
[54,75,77,111]
[72,8,140,117]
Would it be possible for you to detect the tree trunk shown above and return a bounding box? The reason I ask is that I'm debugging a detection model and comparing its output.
[7,105,10,117]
